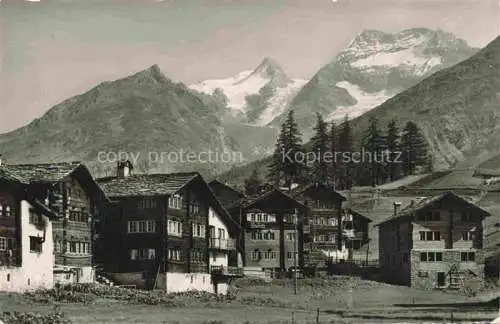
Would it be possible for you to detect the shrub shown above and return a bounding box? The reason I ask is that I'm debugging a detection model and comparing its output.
[1,310,71,324]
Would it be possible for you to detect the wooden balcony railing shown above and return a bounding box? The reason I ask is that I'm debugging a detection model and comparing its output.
[209,238,236,250]
[210,265,243,276]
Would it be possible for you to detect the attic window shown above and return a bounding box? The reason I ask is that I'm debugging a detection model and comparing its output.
[169,194,182,209]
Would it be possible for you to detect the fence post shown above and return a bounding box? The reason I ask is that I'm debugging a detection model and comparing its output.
[451,311,454,323]
[316,307,320,324]
[291,311,295,324]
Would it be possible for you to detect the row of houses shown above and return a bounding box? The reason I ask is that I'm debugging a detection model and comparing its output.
[0,158,495,293]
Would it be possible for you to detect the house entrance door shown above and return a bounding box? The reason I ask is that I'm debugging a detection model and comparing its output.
[437,272,446,287]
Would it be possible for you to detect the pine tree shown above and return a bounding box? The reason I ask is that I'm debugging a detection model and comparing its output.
[244,168,262,196]
[328,122,338,187]
[386,119,401,181]
[310,113,329,184]
[401,121,429,176]
[268,122,287,185]
[337,115,354,189]
[362,116,386,187]
[268,110,304,188]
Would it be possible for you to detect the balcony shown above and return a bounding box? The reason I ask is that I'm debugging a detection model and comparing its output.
[210,265,243,277]
[209,238,236,250]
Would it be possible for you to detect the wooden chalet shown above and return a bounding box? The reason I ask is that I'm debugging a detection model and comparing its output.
[291,183,371,265]
[227,188,307,278]
[0,161,107,284]
[96,161,243,292]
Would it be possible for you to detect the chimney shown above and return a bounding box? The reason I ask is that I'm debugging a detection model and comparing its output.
[393,202,402,216]
[117,160,133,178]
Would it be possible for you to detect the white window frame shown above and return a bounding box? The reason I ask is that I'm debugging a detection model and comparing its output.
[128,220,156,234]
[169,194,182,210]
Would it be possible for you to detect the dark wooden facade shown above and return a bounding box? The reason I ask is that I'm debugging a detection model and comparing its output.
[0,163,105,271]
[231,189,307,274]
[0,179,23,267]
[291,183,371,265]
[97,171,241,287]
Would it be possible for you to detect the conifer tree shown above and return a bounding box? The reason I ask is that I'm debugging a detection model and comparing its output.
[362,116,386,187]
[310,113,329,184]
[328,122,338,187]
[244,168,262,196]
[267,110,304,188]
[401,121,429,176]
[386,119,401,181]
[337,114,354,189]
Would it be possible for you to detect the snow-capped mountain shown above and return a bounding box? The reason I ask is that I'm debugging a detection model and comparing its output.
[275,28,477,133]
[190,57,307,125]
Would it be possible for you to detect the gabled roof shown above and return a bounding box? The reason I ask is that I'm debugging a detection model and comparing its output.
[98,172,243,234]
[347,208,372,223]
[290,183,347,202]
[375,191,491,227]
[0,161,82,184]
[0,161,108,202]
[97,172,200,198]
[242,188,306,211]
[208,179,246,197]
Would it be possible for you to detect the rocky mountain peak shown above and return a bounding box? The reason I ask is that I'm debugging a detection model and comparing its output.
[247,57,292,87]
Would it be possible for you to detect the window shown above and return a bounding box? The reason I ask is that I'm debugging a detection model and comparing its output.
[461,212,473,222]
[461,252,475,262]
[138,198,156,209]
[287,251,297,259]
[251,231,263,240]
[191,249,203,263]
[248,213,256,222]
[217,228,226,239]
[263,231,275,240]
[263,249,276,259]
[461,231,475,241]
[190,202,200,214]
[168,220,183,236]
[419,210,440,221]
[54,241,62,253]
[168,248,182,261]
[0,204,13,217]
[0,237,15,251]
[29,209,42,225]
[168,194,182,209]
[192,224,205,238]
[69,208,87,222]
[419,231,441,241]
[251,249,261,260]
[286,233,296,241]
[29,237,42,253]
[420,252,442,262]
[402,253,409,263]
[130,248,156,260]
[127,220,156,234]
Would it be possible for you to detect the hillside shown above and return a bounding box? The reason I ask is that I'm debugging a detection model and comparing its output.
[274,28,478,140]
[0,65,241,177]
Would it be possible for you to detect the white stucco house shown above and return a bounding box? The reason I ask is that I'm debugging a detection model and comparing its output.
[0,178,58,292]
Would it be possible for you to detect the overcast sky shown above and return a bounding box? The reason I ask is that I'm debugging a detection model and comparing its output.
[0,0,499,133]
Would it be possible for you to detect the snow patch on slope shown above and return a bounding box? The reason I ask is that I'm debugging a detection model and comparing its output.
[351,48,429,68]
[326,81,391,121]
[256,79,308,126]
[190,71,269,112]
